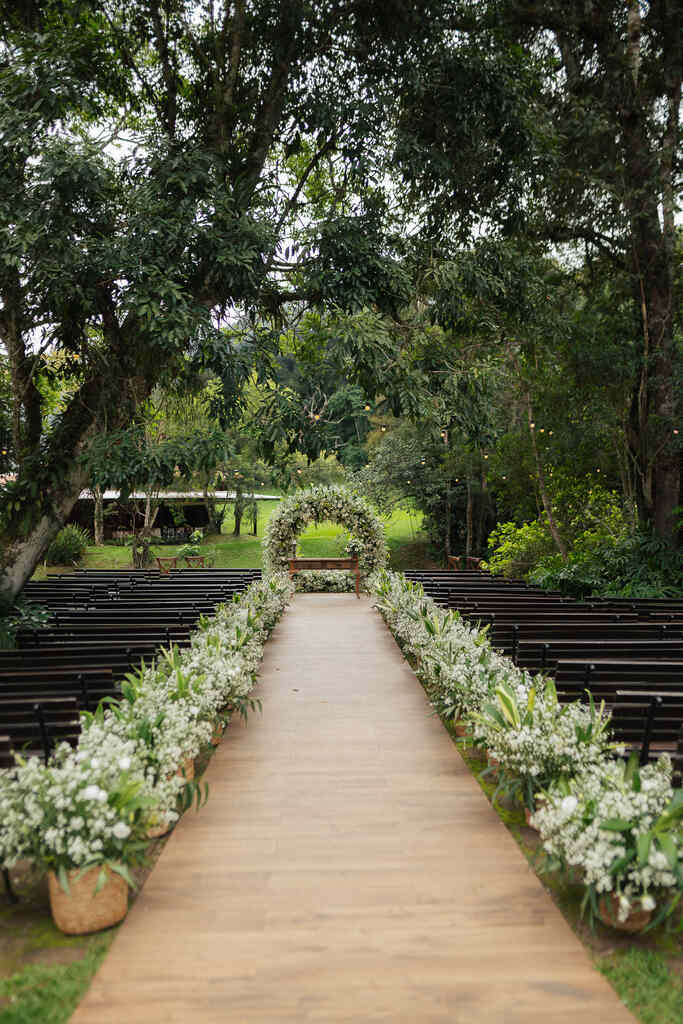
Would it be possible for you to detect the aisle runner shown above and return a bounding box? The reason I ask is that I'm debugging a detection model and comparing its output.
[71,594,632,1023]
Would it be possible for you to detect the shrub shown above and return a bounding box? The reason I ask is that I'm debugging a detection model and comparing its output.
[531,530,683,599]
[483,519,556,578]
[45,525,90,566]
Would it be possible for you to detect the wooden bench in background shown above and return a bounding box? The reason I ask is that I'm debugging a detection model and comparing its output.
[155,556,178,573]
[447,556,483,570]
[288,557,361,598]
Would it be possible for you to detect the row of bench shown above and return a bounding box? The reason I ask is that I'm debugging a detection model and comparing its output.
[405,570,683,772]
[1,569,262,758]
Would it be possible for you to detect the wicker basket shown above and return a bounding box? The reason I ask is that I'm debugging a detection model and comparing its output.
[48,866,128,935]
[210,722,225,746]
[176,757,195,781]
[597,894,652,933]
[147,815,172,840]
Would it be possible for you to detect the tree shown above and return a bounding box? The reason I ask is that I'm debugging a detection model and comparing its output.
[0,0,443,604]
[394,0,682,542]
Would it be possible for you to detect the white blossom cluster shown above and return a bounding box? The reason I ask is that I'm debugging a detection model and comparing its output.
[532,757,681,920]
[0,743,151,875]
[471,678,613,793]
[293,570,356,593]
[263,486,387,576]
[371,569,527,718]
[0,573,294,878]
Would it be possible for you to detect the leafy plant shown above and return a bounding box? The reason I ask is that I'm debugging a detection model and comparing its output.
[0,599,51,649]
[45,525,90,566]
[531,530,683,599]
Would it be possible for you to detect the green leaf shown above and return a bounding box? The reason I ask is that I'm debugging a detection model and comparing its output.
[657,834,678,870]
[108,862,137,891]
[636,833,651,866]
[57,864,70,895]
[600,818,632,832]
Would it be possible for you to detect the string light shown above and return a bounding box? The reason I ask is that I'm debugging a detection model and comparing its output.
[529,422,535,429]
[381,425,387,432]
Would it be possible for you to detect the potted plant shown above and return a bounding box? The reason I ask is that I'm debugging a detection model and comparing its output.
[533,754,683,932]
[472,677,613,813]
[11,747,154,934]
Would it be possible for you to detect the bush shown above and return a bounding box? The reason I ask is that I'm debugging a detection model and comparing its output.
[483,520,556,578]
[45,525,90,566]
[0,600,51,649]
[531,530,683,599]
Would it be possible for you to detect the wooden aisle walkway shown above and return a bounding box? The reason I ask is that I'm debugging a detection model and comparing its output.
[71,595,632,1023]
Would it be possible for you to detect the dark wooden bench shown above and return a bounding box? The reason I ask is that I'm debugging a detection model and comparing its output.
[516,639,683,671]
[0,697,81,761]
[288,557,361,598]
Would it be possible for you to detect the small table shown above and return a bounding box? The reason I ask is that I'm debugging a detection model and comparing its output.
[287,557,361,598]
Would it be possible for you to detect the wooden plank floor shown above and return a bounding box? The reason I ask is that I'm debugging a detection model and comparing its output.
[71,594,633,1023]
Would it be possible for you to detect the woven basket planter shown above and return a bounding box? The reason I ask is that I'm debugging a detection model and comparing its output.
[597,893,652,933]
[48,866,128,935]
[147,816,172,840]
[210,722,225,746]
[176,757,195,781]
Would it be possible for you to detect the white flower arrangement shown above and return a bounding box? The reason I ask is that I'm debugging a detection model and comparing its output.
[0,572,294,881]
[472,677,614,809]
[1,745,153,889]
[293,570,356,592]
[533,756,683,925]
[263,485,387,577]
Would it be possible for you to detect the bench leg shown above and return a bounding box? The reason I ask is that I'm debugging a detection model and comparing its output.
[355,571,360,598]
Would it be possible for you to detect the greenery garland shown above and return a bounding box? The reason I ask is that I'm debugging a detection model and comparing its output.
[262,485,387,579]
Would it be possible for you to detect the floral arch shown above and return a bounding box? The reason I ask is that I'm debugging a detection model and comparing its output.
[262,486,387,578]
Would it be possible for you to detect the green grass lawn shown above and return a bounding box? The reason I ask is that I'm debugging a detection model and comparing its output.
[34,502,432,576]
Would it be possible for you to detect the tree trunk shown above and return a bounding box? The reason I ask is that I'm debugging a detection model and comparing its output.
[465,479,473,559]
[93,486,104,546]
[0,461,90,608]
[526,397,568,561]
[232,487,243,537]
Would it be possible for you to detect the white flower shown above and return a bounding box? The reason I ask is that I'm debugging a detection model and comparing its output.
[112,822,131,840]
[118,757,131,771]
[561,796,578,815]
[82,785,103,801]
[650,850,669,871]
[70,816,84,830]
[641,894,656,912]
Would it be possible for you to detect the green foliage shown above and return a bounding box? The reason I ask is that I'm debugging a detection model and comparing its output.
[483,520,555,579]
[0,599,51,649]
[531,531,683,600]
[45,525,90,567]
